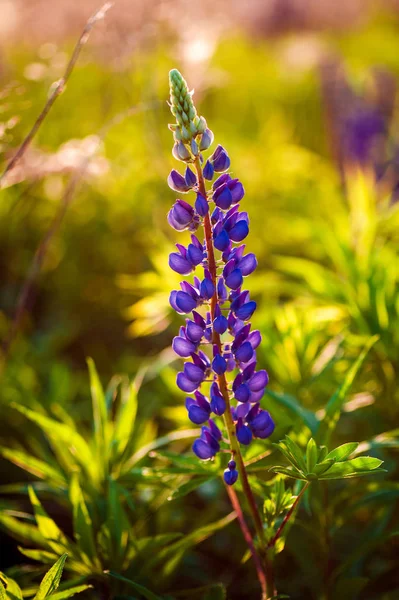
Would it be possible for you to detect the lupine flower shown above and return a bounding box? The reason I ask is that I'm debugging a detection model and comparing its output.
[167,69,274,485]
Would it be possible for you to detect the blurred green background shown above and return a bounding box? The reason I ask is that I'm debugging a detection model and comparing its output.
[0,1,398,598]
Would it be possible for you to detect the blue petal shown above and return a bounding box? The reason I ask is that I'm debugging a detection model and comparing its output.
[172,336,196,357]
[229,220,249,242]
[169,252,193,275]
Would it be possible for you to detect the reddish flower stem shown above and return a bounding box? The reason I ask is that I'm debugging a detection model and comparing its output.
[226,484,267,600]
[268,482,310,548]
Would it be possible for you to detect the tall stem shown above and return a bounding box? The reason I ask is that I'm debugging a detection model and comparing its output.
[194,158,275,598]
[226,484,267,600]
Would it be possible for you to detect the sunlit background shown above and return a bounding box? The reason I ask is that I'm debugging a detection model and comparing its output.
[1,1,398,598]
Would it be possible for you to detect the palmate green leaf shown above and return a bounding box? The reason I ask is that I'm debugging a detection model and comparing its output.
[325,442,359,462]
[316,336,378,446]
[69,476,97,565]
[34,554,67,600]
[28,488,72,556]
[0,448,66,488]
[11,405,95,481]
[317,457,384,480]
[47,584,93,599]
[87,358,109,478]
[106,572,162,600]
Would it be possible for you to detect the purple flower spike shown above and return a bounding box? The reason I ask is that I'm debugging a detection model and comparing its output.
[168,169,191,192]
[203,160,215,180]
[167,70,274,470]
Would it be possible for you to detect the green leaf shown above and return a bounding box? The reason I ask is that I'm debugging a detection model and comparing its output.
[69,476,97,564]
[284,437,307,472]
[0,513,46,546]
[113,380,139,461]
[87,358,109,476]
[272,443,304,473]
[265,389,318,433]
[18,547,58,563]
[48,584,93,599]
[325,443,359,462]
[3,576,23,600]
[122,429,200,471]
[167,476,217,501]
[317,457,384,480]
[144,513,236,576]
[11,405,94,480]
[34,554,67,600]
[305,438,318,472]
[269,467,307,481]
[106,572,162,600]
[0,583,6,600]
[316,336,378,445]
[28,488,71,556]
[0,448,66,487]
[107,479,128,565]
[312,459,335,477]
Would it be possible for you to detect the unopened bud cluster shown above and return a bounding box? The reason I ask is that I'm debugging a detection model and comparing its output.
[168,69,214,162]
[167,69,274,485]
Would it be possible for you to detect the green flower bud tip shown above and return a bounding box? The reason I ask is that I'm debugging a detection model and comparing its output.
[169,69,204,145]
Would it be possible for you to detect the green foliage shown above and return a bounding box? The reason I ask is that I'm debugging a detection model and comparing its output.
[271,437,384,482]
[0,555,91,600]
